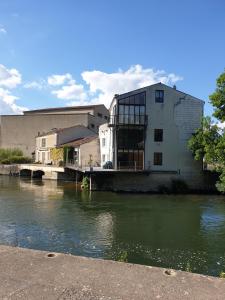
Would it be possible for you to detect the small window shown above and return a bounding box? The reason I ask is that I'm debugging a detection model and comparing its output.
[41,138,46,147]
[104,115,108,120]
[155,90,164,103]
[154,152,162,165]
[97,112,103,118]
[91,124,95,129]
[154,129,163,142]
[102,154,106,162]
[102,138,106,147]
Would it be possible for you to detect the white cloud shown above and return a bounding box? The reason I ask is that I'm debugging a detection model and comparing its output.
[0,28,7,34]
[48,73,74,86]
[23,80,45,90]
[81,64,183,107]
[0,64,25,114]
[0,88,27,114]
[49,65,183,107]
[52,82,87,101]
[0,64,22,88]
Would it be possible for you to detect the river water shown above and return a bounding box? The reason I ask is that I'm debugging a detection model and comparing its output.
[0,176,225,276]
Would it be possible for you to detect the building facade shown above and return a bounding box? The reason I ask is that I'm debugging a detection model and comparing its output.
[35,125,98,165]
[98,83,204,190]
[0,104,108,157]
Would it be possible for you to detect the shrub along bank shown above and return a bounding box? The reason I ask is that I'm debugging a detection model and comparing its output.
[0,148,32,164]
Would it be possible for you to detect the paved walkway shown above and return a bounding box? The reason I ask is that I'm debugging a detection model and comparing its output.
[0,245,225,299]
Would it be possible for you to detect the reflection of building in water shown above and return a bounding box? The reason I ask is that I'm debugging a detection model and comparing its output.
[19,179,64,198]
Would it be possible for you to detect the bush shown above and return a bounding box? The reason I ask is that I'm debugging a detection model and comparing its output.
[10,156,32,164]
[1,158,11,164]
[0,148,23,161]
[171,179,189,193]
[81,176,89,190]
[0,148,32,164]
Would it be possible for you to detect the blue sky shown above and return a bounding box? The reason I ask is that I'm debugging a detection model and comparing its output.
[0,0,224,117]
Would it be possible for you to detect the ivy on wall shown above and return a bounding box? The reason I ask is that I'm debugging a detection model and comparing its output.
[50,148,63,165]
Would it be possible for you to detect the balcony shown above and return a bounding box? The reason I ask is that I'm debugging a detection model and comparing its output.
[109,114,148,127]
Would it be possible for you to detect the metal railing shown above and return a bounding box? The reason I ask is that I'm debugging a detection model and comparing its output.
[109,114,148,126]
[118,161,144,171]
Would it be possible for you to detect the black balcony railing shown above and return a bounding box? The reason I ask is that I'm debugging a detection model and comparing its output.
[109,114,148,126]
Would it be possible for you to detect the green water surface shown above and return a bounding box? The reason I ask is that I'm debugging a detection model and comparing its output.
[0,176,225,276]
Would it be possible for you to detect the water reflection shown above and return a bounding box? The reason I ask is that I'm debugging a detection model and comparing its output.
[0,176,225,276]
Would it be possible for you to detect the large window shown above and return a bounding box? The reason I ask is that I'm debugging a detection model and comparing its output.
[117,128,144,169]
[154,129,163,142]
[155,90,164,103]
[118,92,146,125]
[154,152,163,165]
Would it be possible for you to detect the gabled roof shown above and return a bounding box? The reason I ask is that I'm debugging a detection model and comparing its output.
[110,82,204,108]
[59,135,98,147]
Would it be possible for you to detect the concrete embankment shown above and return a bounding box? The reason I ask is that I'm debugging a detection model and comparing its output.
[0,245,225,299]
[0,164,19,175]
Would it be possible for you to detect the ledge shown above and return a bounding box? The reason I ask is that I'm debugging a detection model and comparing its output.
[0,245,225,299]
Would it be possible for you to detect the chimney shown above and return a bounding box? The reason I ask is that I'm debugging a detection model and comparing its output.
[173,85,176,90]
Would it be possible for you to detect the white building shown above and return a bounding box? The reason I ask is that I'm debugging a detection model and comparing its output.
[99,123,113,166]
[98,82,204,190]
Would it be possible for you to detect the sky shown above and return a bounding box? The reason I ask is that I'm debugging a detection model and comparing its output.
[0,0,225,118]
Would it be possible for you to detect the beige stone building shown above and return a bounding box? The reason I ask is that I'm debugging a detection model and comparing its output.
[35,125,99,167]
[0,104,108,157]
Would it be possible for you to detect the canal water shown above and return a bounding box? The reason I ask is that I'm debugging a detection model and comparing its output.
[0,176,225,276]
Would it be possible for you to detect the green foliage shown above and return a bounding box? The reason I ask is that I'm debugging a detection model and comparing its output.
[1,158,11,164]
[63,146,72,163]
[116,250,128,263]
[185,262,192,272]
[171,179,189,193]
[219,271,225,278]
[188,117,221,164]
[209,70,225,122]
[81,176,89,190]
[0,148,31,164]
[0,148,23,161]
[188,70,225,193]
[10,156,32,164]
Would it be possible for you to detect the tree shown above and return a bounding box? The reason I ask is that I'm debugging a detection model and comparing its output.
[188,117,221,164]
[209,70,225,122]
[188,69,225,192]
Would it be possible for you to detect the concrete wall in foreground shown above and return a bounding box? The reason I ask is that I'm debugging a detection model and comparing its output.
[91,171,216,192]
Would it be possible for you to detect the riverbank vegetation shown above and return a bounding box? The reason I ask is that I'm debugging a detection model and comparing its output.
[188,70,225,192]
[0,148,31,164]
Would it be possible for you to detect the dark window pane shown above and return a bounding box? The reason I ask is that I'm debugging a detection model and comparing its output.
[129,95,135,104]
[140,106,145,114]
[139,92,145,105]
[119,97,130,105]
[117,128,144,150]
[119,105,124,114]
[135,106,139,115]
[155,90,164,103]
[154,152,163,165]
[154,129,163,142]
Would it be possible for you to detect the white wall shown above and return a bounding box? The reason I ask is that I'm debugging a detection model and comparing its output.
[99,123,112,166]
